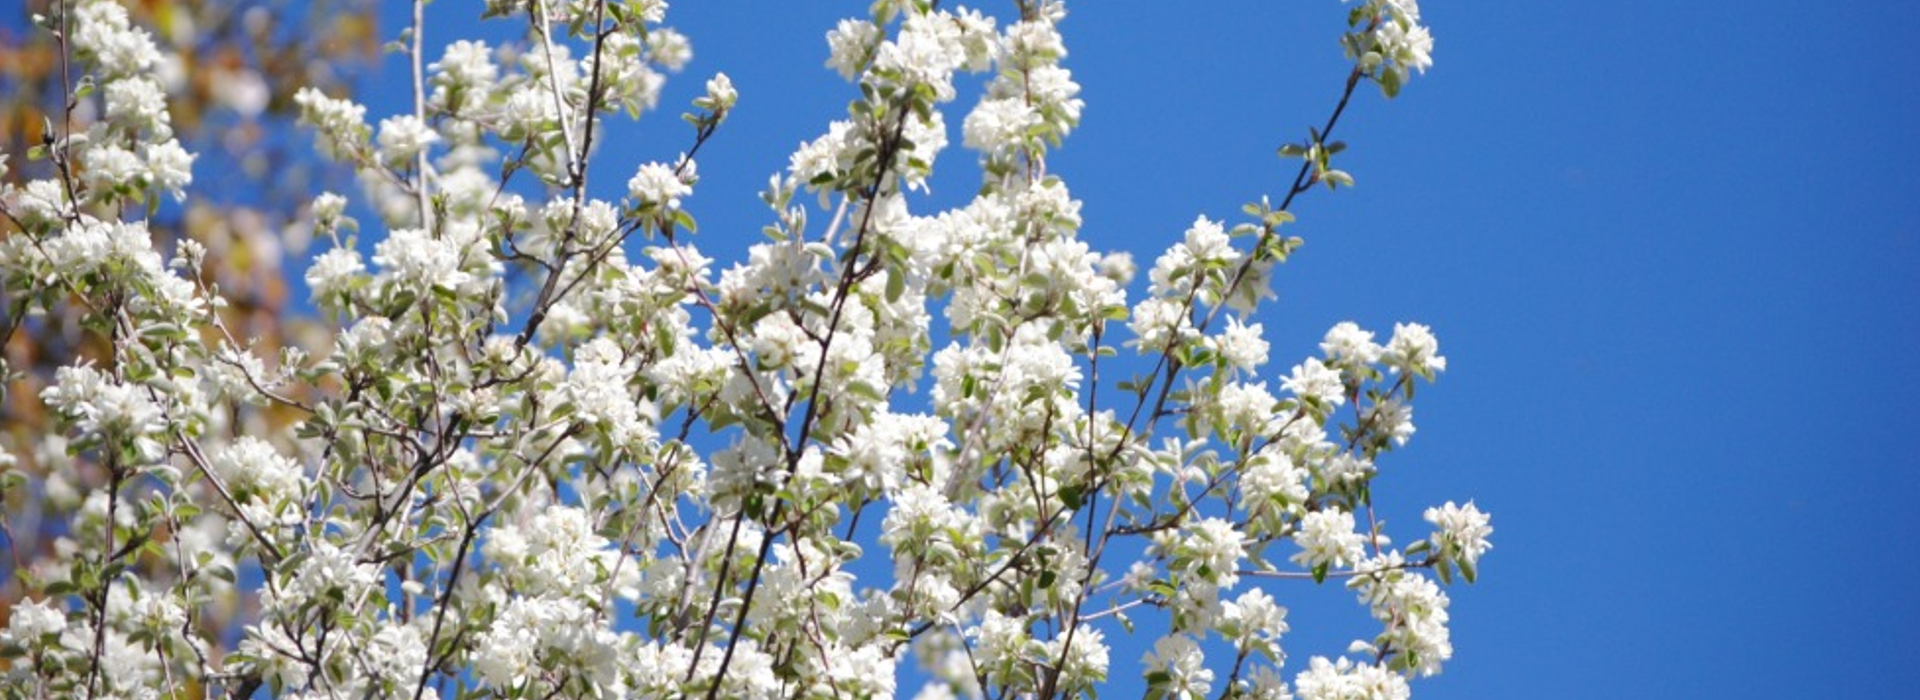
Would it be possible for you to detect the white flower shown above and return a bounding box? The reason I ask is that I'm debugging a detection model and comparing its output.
[1425,500,1493,567]
[211,67,270,118]
[876,12,969,101]
[1046,626,1110,688]
[372,227,472,292]
[1246,665,1293,700]
[1098,251,1137,286]
[788,119,859,184]
[704,72,737,111]
[1383,322,1446,376]
[627,161,692,212]
[1214,381,1279,436]
[474,595,622,690]
[1182,517,1249,588]
[501,84,558,138]
[1385,0,1423,23]
[8,180,68,227]
[1365,398,1416,447]
[565,338,656,448]
[1130,297,1195,352]
[1004,20,1067,65]
[1282,357,1346,406]
[830,416,909,495]
[1183,216,1235,265]
[1292,509,1366,572]
[306,246,365,301]
[825,642,898,698]
[377,114,441,165]
[103,76,170,133]
[368,623,430,685]
[1242,446,1309,510]
[1320,452,1375,486]
[962,97,1038,157]
[1219,588,1289,651]
[825,19,881,80]
[41,363,164,452]
[311,192,349,228]
[73,0,161,78]
[294,87,369,158]
[952,9,998,71]
[971,610,1031,674]
[483,505,638,601]
[632,0,668,23]
[209,436,306,504]
[1208,317,1270,371]
[431,39,497,90]
[1024,64,1084,133]
[1293,656,1410,700]
[284,539,377,604]
[1,597,66,646]
[143,139,195,200]
[645,27,692,71]
[1348,554,1454,676]
[1143,635,1213,700]
[83,144,146,194]
[1320,321,1383,371]
[900,109,948,189]
[1377,19,1434,76]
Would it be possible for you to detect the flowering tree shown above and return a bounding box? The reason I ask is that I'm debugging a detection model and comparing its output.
[0,0,1491,698]
[0,0,383,610]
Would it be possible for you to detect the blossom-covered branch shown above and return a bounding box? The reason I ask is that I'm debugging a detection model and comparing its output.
[0,1,1486,699]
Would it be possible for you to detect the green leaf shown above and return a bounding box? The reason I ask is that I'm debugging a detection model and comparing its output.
[1058,483,1085,510]
[1379,66,1404,98]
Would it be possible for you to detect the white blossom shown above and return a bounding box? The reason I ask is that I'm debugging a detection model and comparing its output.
[1321,321,1383,371]
[1384,322,1447,376]
[1294,656,1410,700]
[1292,509,1367,572]
[143,138,194,200]
[305,246,365,302]
[208,436,305,504]
[1283,357,1346,406]
[376,114,441,165]
[704,71,737,112]
[1143,635,1214,700]
[1425,500,1494,567]
[372,227,473,291]
[825,19,881,81]
[628,161,692,212]
[1,597,67,646]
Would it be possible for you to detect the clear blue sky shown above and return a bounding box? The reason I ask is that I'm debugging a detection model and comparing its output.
[140,0,1920,696]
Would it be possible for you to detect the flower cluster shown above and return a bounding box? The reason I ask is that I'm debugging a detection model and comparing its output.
[1344,0,1437,96]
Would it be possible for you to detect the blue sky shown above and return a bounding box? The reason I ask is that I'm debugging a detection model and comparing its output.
[351,1,1920,697]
